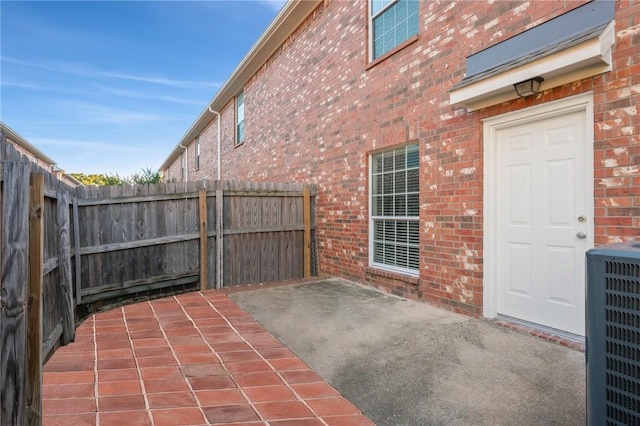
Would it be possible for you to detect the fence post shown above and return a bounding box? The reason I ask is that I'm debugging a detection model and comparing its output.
[215,183,224,289]
[198,190,208,291]
[303,185,311,279]
[26,173,44,425]
[0,162,31,425]
[56,190,74,345]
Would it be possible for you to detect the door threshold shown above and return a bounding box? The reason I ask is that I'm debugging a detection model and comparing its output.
[494,315,585,351]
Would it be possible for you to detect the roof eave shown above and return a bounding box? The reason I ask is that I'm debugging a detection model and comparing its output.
[160,0,321,172]
[1,121,57,166]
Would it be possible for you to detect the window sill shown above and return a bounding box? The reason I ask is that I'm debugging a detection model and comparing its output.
[365,266,419,286]
[366,34,419,70]
[234,141,244,149]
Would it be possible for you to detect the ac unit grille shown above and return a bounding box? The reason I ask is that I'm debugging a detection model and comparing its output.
[600,258,640,424]
[606,261,640,277]
[606,308,640,328]
[606,324,640,346]
[606,341,640,362]
[606,278,640,296]
[606,389,640,409]
[607,373,640,396]
[607,357,640,378]
[607,403,640,426]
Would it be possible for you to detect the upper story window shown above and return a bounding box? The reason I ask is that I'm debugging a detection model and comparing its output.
[236,91,245,145]
[195,136,200,170]
[370,143,420,275]
[370,0,419,60]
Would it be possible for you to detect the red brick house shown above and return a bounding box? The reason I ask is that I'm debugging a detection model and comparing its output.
[1,121,80,187]
[160,0,639,338]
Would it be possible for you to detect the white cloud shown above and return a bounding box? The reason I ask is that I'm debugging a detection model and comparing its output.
[91,84,206,106]
[53,101,192,124]
[98,71,219,90]
[1,56,219,90]
[31,137,147,153]
[0,80,42,90]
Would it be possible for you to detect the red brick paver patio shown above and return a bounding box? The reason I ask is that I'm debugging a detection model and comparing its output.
[42,290,374,426]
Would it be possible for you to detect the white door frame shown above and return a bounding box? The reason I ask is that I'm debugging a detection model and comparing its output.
[482,92,594,320]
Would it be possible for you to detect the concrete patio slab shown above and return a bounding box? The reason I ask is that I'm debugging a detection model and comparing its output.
[229,278,586,426]
[42,290,373,425]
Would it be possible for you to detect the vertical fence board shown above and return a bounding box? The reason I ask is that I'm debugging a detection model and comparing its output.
[120,185,134,289]
[109,185,123,287]
[207,192,216,291]
[72,198,81,305]
[1,161,31,425]
[26,174,44,425]
[56,190,74,345]
[304,186,311,279]
[199,190,208,291]
[146,184,159,279]
[216,188,224,289]
[84,186,98,290]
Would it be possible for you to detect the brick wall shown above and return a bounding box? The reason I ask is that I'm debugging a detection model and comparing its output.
[166,0,640,317]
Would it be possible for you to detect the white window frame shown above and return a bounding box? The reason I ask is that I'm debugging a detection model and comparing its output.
[369,143,420,276]
[195,136,200,171]
[368,0,419,62]
[236,91,245,145]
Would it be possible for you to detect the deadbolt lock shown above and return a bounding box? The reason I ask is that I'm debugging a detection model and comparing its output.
[578,215,587,223]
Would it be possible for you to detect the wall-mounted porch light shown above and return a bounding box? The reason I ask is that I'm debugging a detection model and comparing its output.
[514,77,544,98]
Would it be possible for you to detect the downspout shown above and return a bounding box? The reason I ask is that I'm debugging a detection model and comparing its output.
[208,106,221,181]
[208,106,223,290]
[179,142,188,182]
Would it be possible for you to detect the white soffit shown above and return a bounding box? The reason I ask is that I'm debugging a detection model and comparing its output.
[450,21,615,111]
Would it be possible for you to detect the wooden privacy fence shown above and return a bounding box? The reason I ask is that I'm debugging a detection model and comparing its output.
[74,180,317,305]
[1,130,317,425]
[1,135,76,424]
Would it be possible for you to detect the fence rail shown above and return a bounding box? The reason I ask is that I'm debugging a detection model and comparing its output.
[0,130,316,425]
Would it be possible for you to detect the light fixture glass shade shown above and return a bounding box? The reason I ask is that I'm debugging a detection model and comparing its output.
[514,77,544,98]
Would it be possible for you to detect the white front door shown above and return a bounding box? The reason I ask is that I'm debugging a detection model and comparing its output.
[492,103,590,336]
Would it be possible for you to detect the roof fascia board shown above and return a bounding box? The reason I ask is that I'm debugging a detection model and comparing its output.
[161,0,321,171]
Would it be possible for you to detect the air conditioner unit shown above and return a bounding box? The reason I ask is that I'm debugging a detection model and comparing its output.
[586,243,640,425]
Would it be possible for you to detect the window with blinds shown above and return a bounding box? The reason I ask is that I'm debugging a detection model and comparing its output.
[370,144,419,274]
[370,0,419,60]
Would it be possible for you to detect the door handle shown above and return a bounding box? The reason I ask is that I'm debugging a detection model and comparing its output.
[576,231,586,239]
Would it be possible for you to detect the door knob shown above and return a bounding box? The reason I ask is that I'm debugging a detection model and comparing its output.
[576,231,586,239]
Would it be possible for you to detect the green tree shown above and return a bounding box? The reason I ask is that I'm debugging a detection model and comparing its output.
[71,168,162,186]
[70,172,125,186]
[127,167,162,184]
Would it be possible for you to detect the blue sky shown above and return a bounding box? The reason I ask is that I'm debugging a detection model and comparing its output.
[0,0,285,176]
